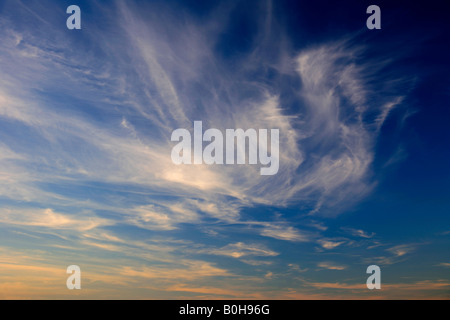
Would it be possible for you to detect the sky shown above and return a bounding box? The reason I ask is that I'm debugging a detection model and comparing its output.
[0,0,449,299]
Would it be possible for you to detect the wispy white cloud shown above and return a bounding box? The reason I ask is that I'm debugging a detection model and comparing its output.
[317,262,347,271]
[259,223,311,242]
[341,227,375,239]
[364,244,418,265]
[241,259,273,266]
[0,208,110,231]
[119,260,232,281]
[387,244,415,257]
[436,263,450,268]
[203,242,279,259]
[288,263,308,273]
[317,239,346,250]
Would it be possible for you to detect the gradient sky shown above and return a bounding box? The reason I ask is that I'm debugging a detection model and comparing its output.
[0,0,449,299]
